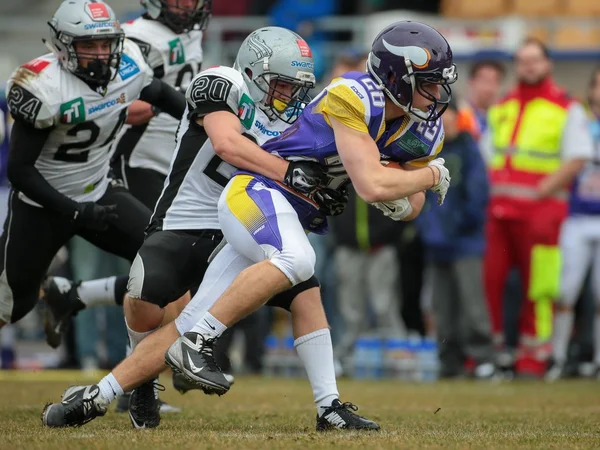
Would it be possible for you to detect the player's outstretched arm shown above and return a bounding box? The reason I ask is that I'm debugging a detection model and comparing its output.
[7,120,79,215]
[139,78,186,121]
[202,111,326,192]
[202,111,288,181]
[330,116,440,203]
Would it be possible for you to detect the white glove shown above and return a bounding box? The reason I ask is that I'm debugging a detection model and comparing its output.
[371,197,413,221]
[428,158,451,205]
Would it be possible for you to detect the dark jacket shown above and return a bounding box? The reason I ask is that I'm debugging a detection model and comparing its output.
[416,131,489,262]
[330,186,404,251]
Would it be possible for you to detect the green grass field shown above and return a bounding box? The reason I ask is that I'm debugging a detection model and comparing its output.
[0,371,599,449]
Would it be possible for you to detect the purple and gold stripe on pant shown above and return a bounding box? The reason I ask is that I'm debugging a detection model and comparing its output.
[225,175,283,252]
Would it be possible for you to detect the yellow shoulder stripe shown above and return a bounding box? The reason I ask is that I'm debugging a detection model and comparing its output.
[316,83,368,133]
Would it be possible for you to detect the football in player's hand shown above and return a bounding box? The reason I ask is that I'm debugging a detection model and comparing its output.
[381,160,403,170]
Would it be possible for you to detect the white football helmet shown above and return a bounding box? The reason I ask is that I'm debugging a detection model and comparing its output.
[234,27,316,124]
[45,0,125,88]
[141,0,212,33]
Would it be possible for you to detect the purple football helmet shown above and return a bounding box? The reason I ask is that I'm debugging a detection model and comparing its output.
[367,21,457,122]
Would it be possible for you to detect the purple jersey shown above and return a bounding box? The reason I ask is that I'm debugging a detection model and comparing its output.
[237,71,445,233]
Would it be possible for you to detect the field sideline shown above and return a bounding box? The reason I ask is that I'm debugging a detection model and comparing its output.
[1,370,599,449]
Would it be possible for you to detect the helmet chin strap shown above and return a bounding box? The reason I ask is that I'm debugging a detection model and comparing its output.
[42,38,57,55]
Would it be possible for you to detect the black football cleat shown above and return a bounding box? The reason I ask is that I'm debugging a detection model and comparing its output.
[41,277,85,349]
[165,332,230,395]
[172,370,235,394]
[128,379,162,429]
[316,399,380,431]
[42,385,108,427]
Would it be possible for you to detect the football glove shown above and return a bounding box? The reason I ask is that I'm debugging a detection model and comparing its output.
[428,158,451,205]
[314,187,349,216]
[371,197,413,221]
[284,160,327,195]
[73,202,119,232]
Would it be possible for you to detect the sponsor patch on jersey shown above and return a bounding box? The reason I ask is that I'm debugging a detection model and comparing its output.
[238,93,256,130]
[118,53,140,81]
[87,93,126,115]
[254,120,283,137]
[60,97,86,124]
[296,39,312,58]
[22,59,50,74]
[169,38,185,65]
[86,2,110,21]
[291,60,314,69]
[395,130,430,157]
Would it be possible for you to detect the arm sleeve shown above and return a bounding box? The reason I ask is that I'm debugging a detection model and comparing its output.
[561,102,595,161]
[7,120,79,215]
[139,78,187,120]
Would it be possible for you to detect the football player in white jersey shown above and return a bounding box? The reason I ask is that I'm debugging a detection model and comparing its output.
[0,0,187,331]
[113,0,210,208]
[43,27,379,432]
[40,1,211,347]
[41,0,211,321]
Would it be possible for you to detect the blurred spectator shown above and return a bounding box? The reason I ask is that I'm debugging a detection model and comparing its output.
[267,0,339,81]
[458,61,505,143]
[417,98,495,379]
[364,0,441,13]
[330,187,406,370]
[68,238,128,371]
[213,0,251,15]
[308,233,342,346]
[325,48,368,81]
[397,224,426,337]
[214,311,268,374]
[547,67,600,381]
[482,38,594,377]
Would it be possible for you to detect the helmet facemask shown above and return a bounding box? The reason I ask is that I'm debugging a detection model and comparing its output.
[252,70,315,124]
[48,21,124,90]
[155,0,212,33]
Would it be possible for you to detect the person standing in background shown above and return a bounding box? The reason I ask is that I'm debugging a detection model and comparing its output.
[547,67,600,381]
[483,38,594,378]
[458,61,505,143]
[417,98,495,379]
[330,187,407,372]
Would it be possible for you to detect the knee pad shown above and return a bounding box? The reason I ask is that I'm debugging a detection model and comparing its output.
[126,253,146,300]
[1,279,37,324]
[127,253,181,308]
[267,275,320,311]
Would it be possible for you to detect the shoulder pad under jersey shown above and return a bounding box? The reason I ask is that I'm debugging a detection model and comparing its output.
[6,56,60,129]
[185,65,245,115]
[120,38,155,88]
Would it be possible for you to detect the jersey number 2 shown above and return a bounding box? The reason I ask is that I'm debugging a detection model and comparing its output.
[54,109,127,163]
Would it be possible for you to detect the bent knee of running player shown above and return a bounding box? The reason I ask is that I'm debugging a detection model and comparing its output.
[217,175,316,285]
[175,243,255,335]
